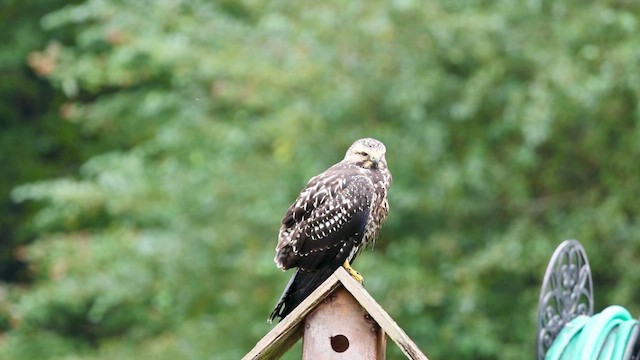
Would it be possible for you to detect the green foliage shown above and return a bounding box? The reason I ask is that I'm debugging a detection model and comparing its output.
[0,0,91,287]
[2,0,640,359]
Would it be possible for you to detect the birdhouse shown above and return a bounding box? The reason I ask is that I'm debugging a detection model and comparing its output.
[244,267,428,360]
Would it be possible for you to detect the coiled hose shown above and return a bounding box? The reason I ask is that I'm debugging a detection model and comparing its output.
[546,305,638,360]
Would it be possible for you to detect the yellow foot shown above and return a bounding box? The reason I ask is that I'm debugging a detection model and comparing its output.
[343,260,364,284]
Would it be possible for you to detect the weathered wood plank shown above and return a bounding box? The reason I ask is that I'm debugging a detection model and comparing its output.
[334,267,429,360]
[242,273,342,360]
[377,328,387,360]
[302,287,386,359]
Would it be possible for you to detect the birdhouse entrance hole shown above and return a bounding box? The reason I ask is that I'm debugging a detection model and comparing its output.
[330,334,350,352]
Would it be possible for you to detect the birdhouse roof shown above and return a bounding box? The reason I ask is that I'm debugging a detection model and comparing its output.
[243,266,428,360]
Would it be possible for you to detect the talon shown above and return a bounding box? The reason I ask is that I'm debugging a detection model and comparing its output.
[343,260,364,284]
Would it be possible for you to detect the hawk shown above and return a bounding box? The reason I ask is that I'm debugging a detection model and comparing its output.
[269,138,392,322]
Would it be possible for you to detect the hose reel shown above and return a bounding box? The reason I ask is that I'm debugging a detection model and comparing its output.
[536,240,640,360]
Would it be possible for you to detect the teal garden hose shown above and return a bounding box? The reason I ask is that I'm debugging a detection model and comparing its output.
[545,305,638,359]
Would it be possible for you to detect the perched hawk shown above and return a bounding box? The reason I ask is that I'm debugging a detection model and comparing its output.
[269,138,392,322]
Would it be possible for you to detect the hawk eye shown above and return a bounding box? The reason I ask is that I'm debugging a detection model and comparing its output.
[359,151,369,157]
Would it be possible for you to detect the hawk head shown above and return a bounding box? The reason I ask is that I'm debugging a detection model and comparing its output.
[343,138,388,170]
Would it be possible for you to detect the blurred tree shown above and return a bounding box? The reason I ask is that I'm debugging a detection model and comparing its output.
[0,0,88,284]
[2,0,640,359]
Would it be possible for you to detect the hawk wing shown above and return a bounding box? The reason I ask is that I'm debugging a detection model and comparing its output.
[275,171,374,271]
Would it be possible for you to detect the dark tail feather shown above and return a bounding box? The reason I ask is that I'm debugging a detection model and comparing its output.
[268,267,335,323]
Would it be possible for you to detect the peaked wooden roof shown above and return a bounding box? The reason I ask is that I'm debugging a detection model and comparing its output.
[243,267,428,360]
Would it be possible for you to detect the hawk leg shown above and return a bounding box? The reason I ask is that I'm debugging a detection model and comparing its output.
[343,260,364,284]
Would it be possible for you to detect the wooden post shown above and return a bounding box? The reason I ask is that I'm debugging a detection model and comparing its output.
[302,287,386,359]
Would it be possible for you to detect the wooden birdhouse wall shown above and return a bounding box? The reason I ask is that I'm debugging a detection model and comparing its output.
[303,287,386,359]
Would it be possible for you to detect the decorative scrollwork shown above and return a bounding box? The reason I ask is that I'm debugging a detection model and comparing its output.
[536,239,593,360]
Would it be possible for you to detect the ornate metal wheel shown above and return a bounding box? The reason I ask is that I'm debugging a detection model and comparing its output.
[625,321,640,360]
[536,240,593,360]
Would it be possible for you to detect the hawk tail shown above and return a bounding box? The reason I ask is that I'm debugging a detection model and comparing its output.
[268,267,335,323]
